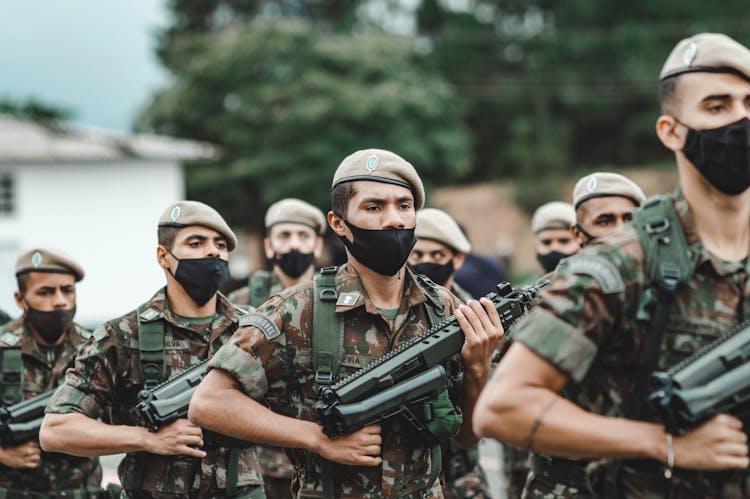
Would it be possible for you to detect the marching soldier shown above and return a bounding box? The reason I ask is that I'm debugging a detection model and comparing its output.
[40,201,265,498]
[0,247,102,497]
[475,33,750,498]
[190,148,504,498]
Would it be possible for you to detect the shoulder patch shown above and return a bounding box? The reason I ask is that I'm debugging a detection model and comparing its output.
[140,308,159,321]
[0,332,20,346]
[240,313,281,341]
[336,292,359,306]
[567,255,625,294]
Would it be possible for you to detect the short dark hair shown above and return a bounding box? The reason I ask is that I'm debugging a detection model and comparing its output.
[16,274,30,294]
[331,182,356,218]
[659,75,681,115]
[157,226,182,250]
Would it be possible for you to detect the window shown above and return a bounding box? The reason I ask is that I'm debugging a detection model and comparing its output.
[0,172,14,215]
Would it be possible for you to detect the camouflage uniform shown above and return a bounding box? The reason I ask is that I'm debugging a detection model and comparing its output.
[513,191,750,499]
[46,288,265,498]
[438,283,490,499]
[209,264,465,498]
[0,317,102,494]
[229,271,294,498]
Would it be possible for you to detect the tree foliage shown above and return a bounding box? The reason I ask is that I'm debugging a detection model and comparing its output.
[139,19,470,227]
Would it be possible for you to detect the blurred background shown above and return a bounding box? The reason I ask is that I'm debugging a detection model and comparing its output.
[2,0,749,326]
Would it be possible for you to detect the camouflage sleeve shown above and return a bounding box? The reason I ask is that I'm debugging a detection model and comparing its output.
[46,323,119,418]
[208,292,292,400]
[512,244,643,383]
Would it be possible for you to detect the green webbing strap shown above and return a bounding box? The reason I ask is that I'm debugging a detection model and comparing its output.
[248,270,272,309]
[312,267,342,389]
[427,445,442,495]
[0,348,23,405]
[311,267,341,499]
[227,448,239,496]
[415,275,447,328]
[604,195,696,498]
[137,305,165,390]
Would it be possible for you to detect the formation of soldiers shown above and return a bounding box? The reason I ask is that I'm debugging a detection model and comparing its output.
[0,31,747,498]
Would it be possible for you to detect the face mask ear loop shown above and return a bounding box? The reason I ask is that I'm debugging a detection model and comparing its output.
[574,223,595,246]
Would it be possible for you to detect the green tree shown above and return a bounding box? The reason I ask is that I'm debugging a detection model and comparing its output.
[138,19,470,227]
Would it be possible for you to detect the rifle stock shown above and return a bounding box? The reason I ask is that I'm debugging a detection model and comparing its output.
[0,390,54,446]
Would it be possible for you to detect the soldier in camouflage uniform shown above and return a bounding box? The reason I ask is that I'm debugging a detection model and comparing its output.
[40,201,265,498]
[0,247,102,497]
[229,198,327,498]
[190,148,505,498]
[474,33,750,499]
[410,207,491,499]
[531,202,579,275]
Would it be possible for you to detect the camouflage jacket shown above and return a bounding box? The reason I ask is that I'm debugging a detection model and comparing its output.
[0,317,102,491]
[46,288,264,496]
[227,271,283,308]
[209,264,464,498]
[513,191,750,496]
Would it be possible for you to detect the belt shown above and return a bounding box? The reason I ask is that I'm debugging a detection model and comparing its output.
[529,453,589,488]
[0,488,102,499]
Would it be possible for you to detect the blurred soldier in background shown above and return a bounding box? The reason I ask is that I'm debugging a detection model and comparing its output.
[530,202,579,274]
[0,247,102,497]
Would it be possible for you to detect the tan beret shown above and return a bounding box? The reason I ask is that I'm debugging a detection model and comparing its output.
[531,201,576,234]
[158,200,237,251]
[661,33,750,81]
[416,208,471,254]
[332,149,425,209]
[15,247,84,281]
[265,198,326,235]
[572,172,646,210]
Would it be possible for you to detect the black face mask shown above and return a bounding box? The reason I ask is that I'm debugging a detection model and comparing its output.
[274,250,315,278]
[537,251,570,273]
[681,116,750,195]
[338,217,417,276]
[167,250,229,306]
[411,261,455,286]
[25,305,75,344]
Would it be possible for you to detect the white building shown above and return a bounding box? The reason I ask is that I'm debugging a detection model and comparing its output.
[0,115,214,326]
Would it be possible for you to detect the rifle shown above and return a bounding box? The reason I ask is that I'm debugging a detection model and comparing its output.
[136,359,249,448]
[649,319,750,435]
[0,390,54,446]
[314,280,548,440]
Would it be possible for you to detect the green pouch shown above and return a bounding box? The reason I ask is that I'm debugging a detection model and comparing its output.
[424,389,463,442]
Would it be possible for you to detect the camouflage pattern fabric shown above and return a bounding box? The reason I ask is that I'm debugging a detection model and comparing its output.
[438,283,490,499]
[209,264,465,498]
[0,317,102,492]
[512,191,750,498]
[46,288,264,497]
[227,271,283,308]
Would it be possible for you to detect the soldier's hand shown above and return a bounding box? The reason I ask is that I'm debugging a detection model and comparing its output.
[0,441,42,469]
[672,414,748,470]
[314,424,382,466]
[147,418,206,458]
[456,298,504,375]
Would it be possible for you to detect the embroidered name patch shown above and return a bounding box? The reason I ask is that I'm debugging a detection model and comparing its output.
[567,255,625,294]
[240,313,281,341]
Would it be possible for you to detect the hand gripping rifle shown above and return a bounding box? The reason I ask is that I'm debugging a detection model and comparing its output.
[649,319,750,435]
[314,280,548,441]
[137,359,248,448]
[0,389,54,446]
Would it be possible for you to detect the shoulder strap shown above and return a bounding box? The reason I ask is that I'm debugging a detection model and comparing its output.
[248,270,272,308]
[415,274,447,328]
[137,305,165,389]
[0,347,23,405]
[312,266,342,388]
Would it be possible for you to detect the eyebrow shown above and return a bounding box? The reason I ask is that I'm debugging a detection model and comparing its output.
[701,94,731,103]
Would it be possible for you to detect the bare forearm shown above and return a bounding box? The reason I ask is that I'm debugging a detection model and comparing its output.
[40,413,150,457]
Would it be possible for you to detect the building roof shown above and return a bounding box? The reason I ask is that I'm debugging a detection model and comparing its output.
[0,114,215,163]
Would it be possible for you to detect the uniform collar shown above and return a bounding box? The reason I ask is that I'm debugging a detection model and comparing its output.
[334,264,433,315]
[2,316,82,368]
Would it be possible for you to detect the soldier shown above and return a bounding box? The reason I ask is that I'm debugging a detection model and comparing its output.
[228,198,325,497]
[40,201,265,498]
[228,198,326,311]
[0,247,102,496]
[409,207,491,499]
[572,172,646,248]
[530,202,579,273]
[474,33,750,499]
[190,148,504,498]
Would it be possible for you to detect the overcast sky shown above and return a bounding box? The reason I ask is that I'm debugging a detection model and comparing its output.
[0,0,169,131]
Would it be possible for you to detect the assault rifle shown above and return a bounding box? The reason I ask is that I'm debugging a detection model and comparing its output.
[137,359,248,448]
[0,390,54,446]
[649,320,750,435]
[314,280,548,440]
